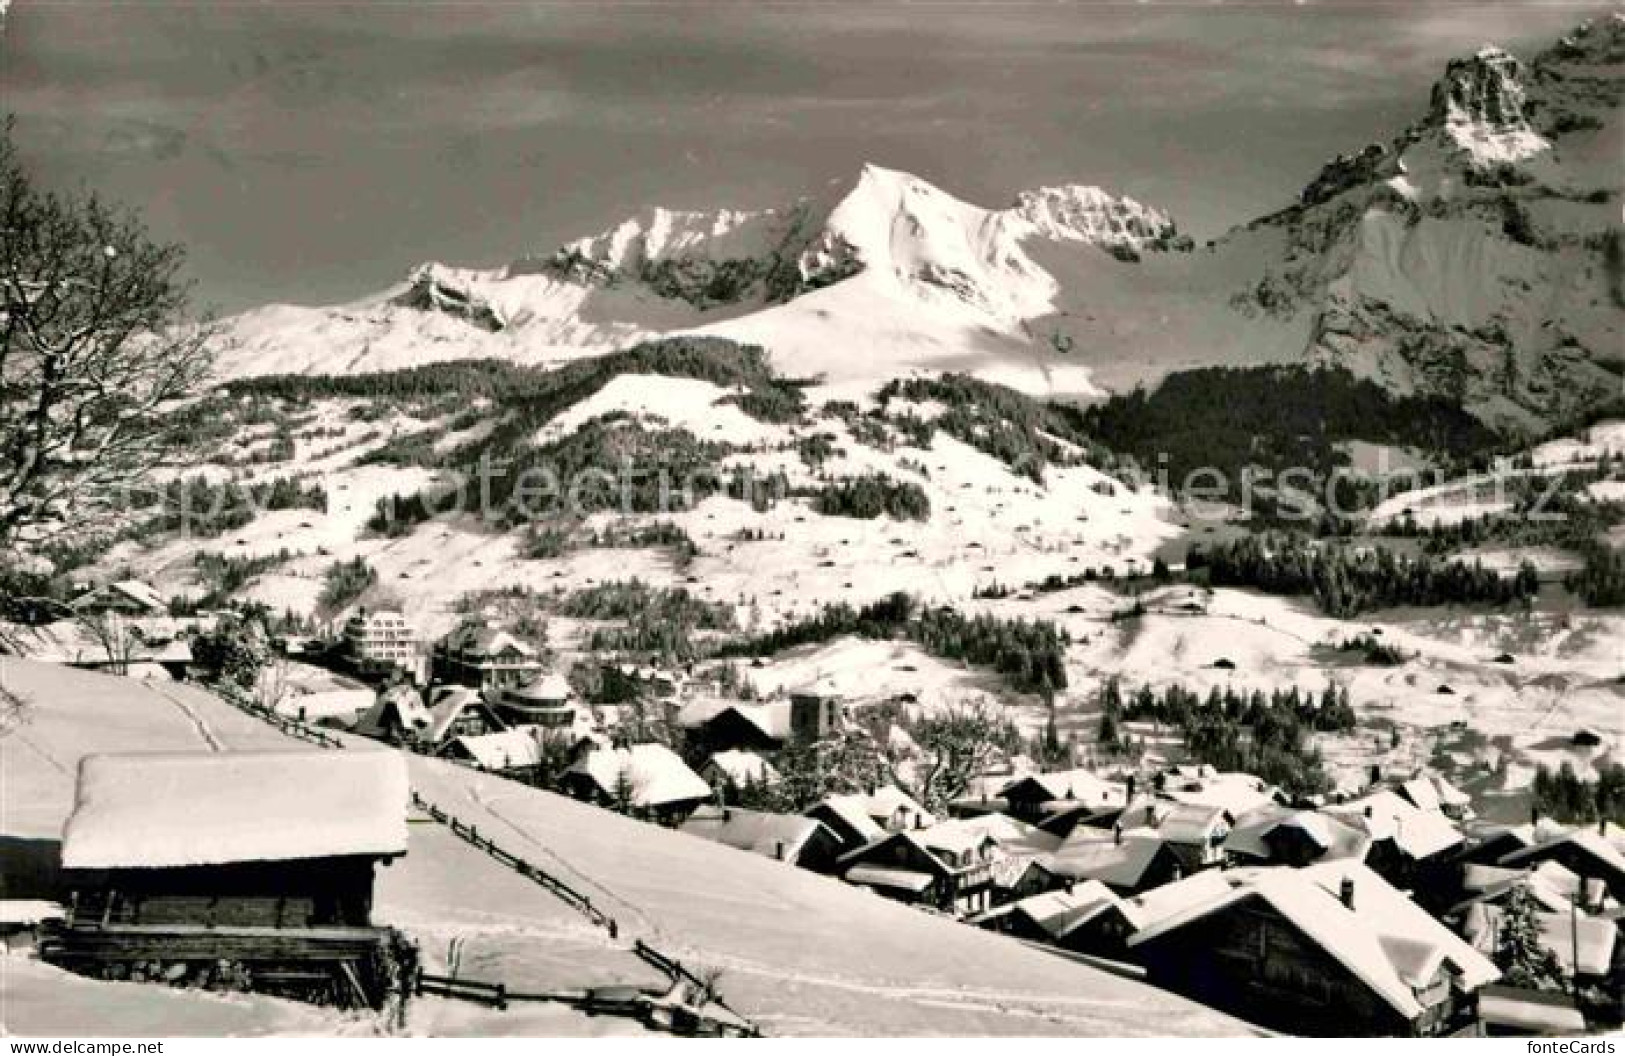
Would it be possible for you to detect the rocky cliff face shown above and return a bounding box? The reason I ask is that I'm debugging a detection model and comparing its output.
[391,264,507,332]
[1429,46,1550,166]
[1218,15,1624,427]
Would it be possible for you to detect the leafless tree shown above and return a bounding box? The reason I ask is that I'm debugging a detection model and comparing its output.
[912,696,1021,811]
[0,119,215,562]
[75,609,140,676]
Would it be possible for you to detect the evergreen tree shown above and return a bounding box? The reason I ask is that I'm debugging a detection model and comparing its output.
[1493,886,1566,991]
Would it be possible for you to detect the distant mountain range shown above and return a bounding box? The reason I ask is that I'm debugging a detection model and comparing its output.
[214,14,1624,430]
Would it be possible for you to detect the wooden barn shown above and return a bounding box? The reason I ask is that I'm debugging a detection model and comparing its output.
[45,750,413,1009]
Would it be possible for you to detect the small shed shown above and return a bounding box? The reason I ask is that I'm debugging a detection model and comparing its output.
[49,750,411,1009]
[59,750,408,927]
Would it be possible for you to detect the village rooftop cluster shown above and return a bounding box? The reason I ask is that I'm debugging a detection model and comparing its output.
[5,579,1623,1037]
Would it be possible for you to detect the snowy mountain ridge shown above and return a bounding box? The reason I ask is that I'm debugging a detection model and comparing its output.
[211,16,1624,427]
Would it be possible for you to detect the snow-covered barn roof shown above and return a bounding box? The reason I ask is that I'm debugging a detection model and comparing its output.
[61,750,409,870]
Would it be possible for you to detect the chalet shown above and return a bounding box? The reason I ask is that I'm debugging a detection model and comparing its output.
[424,685,506,744]
[561,743,712,823]
[1129,861,1499,1036]
[972,880,1134,953]
[492,673,575,729]
[48,751,411,1009]
[1397,774,1474,822]
[681,700,790,755]
[1118,799,1232,873]
[1497,824,1625,902]
[70,580,167,617]
[699,750,780,800]
[1327,789,1463,887]
[1050,827,1187,895]
[1000,768,1127,823]
[839,830,997,916]
[352,684,433,745]
[804,795,886,856]
[680,806,843,872]
[341,608,419,677]
[991,856,1061,906]
[431,621,543,691]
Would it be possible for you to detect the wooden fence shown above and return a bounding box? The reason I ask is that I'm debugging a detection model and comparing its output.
[417,972,508,1009]
[409,792,620,936]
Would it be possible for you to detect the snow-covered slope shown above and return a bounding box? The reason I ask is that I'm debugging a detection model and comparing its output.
[210,16,1622,425]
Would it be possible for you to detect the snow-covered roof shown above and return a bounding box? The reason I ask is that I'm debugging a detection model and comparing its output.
[701,750,780,788]
[1499,825,1625,885]
[680,805,830,862]
[1159,771,1277,816]
[922,814,1060,858]
[72,580,166,614]
[1327,789,1462,860]
[0,900,64,926]
[274,687,375,724]
[1479,985,1587,1035]
[61,750,409,869]
[1005,881,1125,939]
[565,743,712,809]
[1003,768,1126,807]
[865,784,932,828]
[1221,805,1372,864]
[352,685,433,739]
[808,795,887,844]
[450,729,543,770]
[427,686,500,742]
[1130,861,1499,1020]
[1050,830,1170,888]
[439,621,538,658]
[1127,869,1235,931]
[505,672,572,703]
[845,863,935,894]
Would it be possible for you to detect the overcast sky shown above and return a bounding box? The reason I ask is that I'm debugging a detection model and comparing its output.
[2,1,1613,313]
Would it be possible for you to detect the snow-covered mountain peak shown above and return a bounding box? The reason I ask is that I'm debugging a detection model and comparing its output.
[1012,184,1191,255]
[511,204,791,280]
[1426,43,1549,166]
